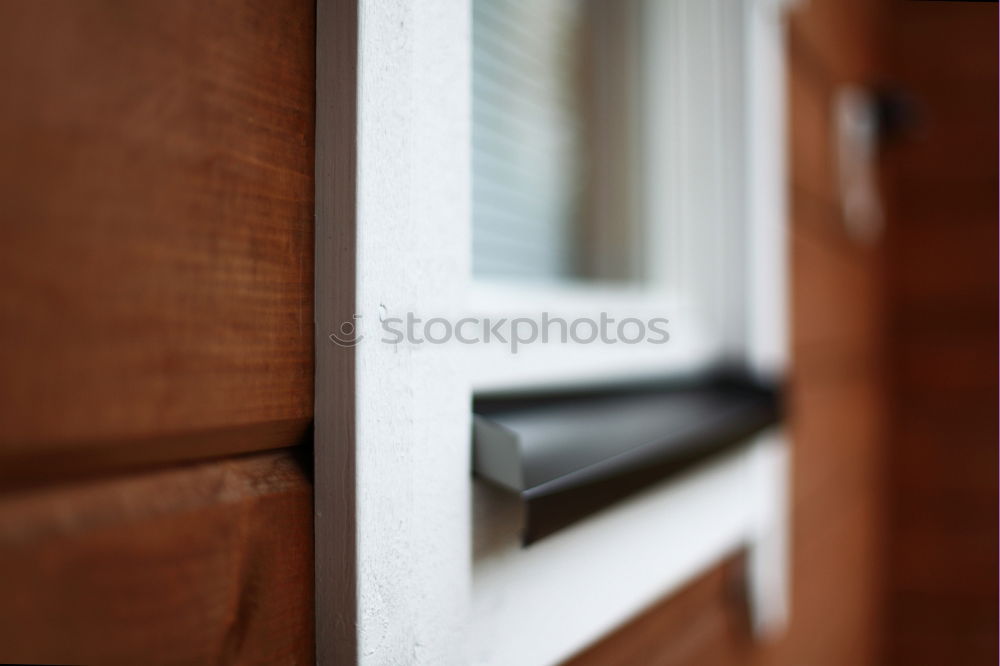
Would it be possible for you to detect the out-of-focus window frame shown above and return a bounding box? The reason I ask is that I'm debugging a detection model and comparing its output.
[469,0,788,394]
[313,0,791,661]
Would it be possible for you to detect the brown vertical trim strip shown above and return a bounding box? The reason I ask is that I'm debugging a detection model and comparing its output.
[315,0,359,663]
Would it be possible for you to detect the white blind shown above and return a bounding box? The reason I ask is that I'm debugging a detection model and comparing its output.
[472,0,587,280]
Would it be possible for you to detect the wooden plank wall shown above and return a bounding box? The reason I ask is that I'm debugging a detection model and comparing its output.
[882,2,998,664]
[568,0,891,663]
[0,1,316,663]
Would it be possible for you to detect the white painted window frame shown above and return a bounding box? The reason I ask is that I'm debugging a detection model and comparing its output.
[315,0,790,663]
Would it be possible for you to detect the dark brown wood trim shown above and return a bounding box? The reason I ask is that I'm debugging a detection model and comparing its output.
[314,0,359,663]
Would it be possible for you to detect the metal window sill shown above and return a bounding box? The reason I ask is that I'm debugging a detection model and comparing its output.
[473,371,782,544]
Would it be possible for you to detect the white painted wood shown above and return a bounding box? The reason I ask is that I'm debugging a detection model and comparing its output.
[742,0,792,637]
[470,432,786,666]
[315,0,791,663]
[745,0,791,380]
[353,1,472,662]
[316,0,472,663]
[745,432,791,636]
[743,0,792,637]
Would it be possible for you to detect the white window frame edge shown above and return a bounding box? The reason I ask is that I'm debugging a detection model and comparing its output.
[315,0,791,663]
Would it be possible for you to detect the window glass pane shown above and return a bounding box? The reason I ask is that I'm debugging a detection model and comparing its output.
[472,0,588,280]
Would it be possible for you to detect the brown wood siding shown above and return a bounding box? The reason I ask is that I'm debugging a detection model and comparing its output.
[566,558,756,666]
[0,2,317,663]
[0,451,314,665]
[883,2,999,664]
[0,0,315,481]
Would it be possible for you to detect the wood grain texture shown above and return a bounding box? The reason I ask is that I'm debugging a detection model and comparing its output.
[0,0,315,479]
[0,450,314,665]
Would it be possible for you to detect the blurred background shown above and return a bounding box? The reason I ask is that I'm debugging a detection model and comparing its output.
[0,0,996,664]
